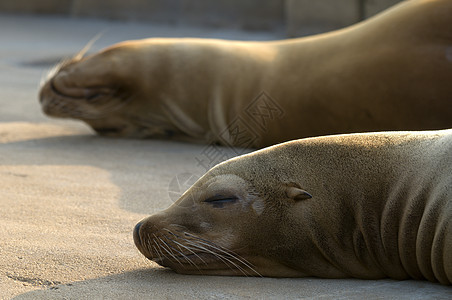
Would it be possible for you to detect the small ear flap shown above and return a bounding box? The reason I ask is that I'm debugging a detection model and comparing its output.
[286,186,312,201]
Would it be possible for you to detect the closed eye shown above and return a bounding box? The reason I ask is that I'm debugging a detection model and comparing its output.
[204,195,238,204]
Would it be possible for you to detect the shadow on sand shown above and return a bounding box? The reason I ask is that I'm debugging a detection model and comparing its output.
[0,130,222,214]
[13,268,452,299]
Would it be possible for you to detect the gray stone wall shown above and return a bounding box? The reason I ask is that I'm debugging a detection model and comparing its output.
[286,0,362,36]
[286,0,404,36]
[0,0,404,36]
[0,0,72,14]
[364,0,404,17]
[70,0,285,31]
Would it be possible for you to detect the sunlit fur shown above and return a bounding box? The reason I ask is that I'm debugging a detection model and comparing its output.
[38,0,452,146]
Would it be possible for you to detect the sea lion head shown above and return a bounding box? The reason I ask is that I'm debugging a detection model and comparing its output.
[38,41,181,139]
[134,145,314,277]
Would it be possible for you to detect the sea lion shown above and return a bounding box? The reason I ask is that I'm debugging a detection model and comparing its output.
[134,129,452,284]
[39,0,452,148]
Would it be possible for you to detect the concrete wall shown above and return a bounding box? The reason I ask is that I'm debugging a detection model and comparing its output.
[0,0,72,14]
[286,0,361,36]
[286,0,404,36]
[0,0,404,36]
[364,0,405,17]
[70,0,285,30]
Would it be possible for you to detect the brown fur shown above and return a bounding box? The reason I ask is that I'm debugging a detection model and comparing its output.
[40,0,452,147]
[134,129,452,284]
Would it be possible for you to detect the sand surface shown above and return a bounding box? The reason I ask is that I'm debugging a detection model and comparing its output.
[0,14,450,299]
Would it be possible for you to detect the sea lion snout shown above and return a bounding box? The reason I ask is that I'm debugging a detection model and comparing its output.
[47,55,121,101]
[132,174,274,275]
[133,221,143,248]
[133,220,156,260]
[39,54,133,120]
[133,213,166,256]
[50,69,114,101]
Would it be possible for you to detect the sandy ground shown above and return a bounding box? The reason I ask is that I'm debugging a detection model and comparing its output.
[0,14,450,299]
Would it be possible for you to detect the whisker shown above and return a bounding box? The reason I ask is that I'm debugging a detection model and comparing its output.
[184,232,255,266]
[159,234,199,268]
[156,236,184,267]
[163,229,242,274]
[146,228,262,277]
[145,233,159,259]
[70,93,136,120]
[73,31,105,61]
[153,235,171,262]
[184,239,250,276]
[40,58,69,89]
[152,245,164,262]
[163,230,208,266]
[183,232,262,277]
[167,242,200,269]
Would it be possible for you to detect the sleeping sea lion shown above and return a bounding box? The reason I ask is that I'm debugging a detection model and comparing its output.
[134,129,452,284]
[40,0,452,147]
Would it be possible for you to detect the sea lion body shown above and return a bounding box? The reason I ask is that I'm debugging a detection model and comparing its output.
[40,0,452,147]
[134,129,452,284]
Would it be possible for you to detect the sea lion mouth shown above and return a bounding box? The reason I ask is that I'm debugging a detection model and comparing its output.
[153,253,261,276]
[154,252,232,266]
[153,251,260,276]
[39,75,130,120]
[134,227,261,276]
[92,126,125,135]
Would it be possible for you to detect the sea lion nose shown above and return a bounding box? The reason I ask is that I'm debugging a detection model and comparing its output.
[133,222,143,248]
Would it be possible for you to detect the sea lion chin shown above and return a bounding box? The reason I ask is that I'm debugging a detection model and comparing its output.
[39,0,452,147]
[134,129,452,284]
